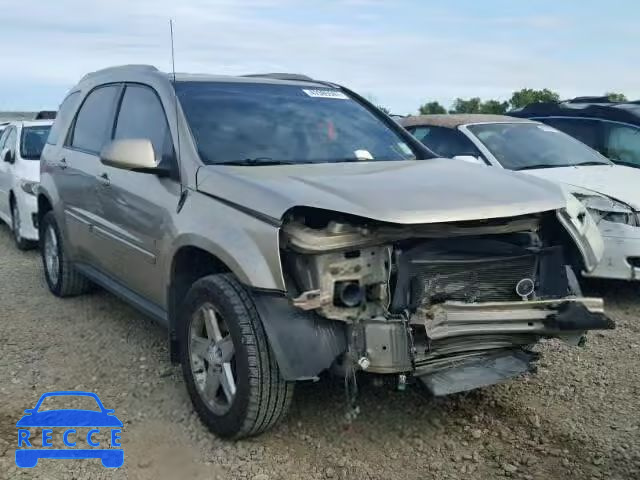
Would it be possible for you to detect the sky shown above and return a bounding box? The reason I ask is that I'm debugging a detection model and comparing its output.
[0,0,637,114]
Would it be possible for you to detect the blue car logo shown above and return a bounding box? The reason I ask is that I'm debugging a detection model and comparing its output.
[15,391,123,468]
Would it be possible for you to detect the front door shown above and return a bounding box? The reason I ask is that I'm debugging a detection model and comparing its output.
[0,126,17,221]
[94,83,180,305]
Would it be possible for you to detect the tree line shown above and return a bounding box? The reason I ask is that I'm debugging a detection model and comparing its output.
[416,88,628,115]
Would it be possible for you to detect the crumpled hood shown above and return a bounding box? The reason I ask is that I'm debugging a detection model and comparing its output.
[196,159,566,224]
[523,165,640,211]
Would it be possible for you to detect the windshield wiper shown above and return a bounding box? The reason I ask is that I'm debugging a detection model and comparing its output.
[216,158,308,166]
[327,157,416,163]
[515,164,568,171]
[611,160,640,169]
[570,161,610,167]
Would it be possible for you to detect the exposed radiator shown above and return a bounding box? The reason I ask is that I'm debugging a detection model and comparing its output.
[410,254,537,305]
[390,239,540,312]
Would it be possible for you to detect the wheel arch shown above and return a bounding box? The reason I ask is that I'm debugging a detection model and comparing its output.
[37,193,53,221]
[167,239,245,363]
[166,238,347,380]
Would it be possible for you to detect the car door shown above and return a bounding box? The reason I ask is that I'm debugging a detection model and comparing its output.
[56,84,121,266]
[94,83,180,305]
[0,126,17,220]
[601,121,640,168]
[537,118,605,155]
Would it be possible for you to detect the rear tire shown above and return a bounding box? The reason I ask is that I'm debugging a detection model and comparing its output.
[40,211,91,297]
[11,200,35,251]
[180,273,294,439]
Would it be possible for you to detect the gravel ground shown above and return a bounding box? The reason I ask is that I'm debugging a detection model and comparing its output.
[1,223,639,480]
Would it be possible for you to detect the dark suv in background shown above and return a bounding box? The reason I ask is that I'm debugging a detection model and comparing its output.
[511,96,640,168]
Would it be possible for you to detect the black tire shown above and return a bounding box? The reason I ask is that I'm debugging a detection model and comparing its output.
[566,265,583,296]
[180,273,294,439]
[40,211,91,297]
[11,200,35,251]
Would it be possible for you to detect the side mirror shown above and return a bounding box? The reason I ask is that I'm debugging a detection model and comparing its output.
[100,139,169,176]
[453,155,485,165]
[3,149,14,164]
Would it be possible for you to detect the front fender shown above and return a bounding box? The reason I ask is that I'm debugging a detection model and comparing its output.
[167,190,286,291]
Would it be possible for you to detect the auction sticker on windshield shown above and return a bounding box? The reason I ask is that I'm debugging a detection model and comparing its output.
[302,89,349,99]
[15,391,124,469]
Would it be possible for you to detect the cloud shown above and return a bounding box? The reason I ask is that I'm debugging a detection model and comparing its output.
[0,0,637,112]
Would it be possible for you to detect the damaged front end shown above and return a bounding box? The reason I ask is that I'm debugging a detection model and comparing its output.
[276,206,614,395]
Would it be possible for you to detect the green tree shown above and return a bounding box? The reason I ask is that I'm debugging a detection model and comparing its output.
[449,97,482,114]
[606,92,627,102]
[479,100,509,114]
[418,101,447,115]
[509,88,560,109]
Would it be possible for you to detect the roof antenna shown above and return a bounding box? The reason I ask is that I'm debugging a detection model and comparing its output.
[170,19,186,203]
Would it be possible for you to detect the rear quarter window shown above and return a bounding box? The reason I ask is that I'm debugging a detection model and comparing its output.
[47,91,81,146]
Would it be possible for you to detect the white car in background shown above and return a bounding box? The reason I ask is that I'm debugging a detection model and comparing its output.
[401,114,640,282]
[0,120,52,249]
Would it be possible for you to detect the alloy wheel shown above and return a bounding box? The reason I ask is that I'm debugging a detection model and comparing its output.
[189,303,237,415]
[44,225,60,286]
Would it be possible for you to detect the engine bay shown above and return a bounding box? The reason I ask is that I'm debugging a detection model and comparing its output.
[280,209,574,323]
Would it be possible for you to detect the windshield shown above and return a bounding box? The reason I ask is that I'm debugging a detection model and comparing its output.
[20,125,51,160]
[467,123,611,170]
[175,81,418,165]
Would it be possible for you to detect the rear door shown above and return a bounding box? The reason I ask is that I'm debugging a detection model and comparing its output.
[57,84,121,266]
[94,83,180,305]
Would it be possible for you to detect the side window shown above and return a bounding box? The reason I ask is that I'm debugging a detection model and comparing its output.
[113,84,175,165]
[69,85,120,153]
[539,118,604,154]
[409,126,482,159]
[604,123,640,167]
[47,91,81,145]
[0,127,10,150]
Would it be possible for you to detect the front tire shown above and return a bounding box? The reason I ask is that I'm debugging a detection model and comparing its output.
[180,274,294,439]
[40,211,91,297]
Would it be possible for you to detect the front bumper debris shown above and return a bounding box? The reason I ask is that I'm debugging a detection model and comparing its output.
[412,298,614,340]
[418,349,539,396]
[357,298,615,394]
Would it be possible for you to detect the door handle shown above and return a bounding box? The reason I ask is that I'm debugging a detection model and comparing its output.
[58,158,68,170]
[97,172,111,187]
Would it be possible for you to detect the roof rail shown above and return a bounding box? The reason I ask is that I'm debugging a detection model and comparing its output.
[80,64,159,82]
[565,96,613,104]
[34,110,57,120]
[242,73,315,82]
